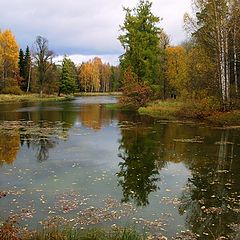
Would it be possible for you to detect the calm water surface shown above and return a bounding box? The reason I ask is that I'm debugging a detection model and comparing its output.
[0,96,239,239]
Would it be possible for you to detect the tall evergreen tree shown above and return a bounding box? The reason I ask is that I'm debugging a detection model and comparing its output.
[24,46,31,92]
[18,48,25,78]
[118,0,161,85]
[59,57,77,95]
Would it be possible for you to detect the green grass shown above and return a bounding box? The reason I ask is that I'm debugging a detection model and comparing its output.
[105,103,134,111]
[0,93,74,103]
[28,227,147,240]
[138,100,183,119]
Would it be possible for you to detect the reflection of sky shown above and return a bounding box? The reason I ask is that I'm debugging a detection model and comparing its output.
[0,97,240,239]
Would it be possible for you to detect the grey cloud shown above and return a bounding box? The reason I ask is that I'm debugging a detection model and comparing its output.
[0,0,191,56]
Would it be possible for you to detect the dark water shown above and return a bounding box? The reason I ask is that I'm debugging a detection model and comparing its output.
[0,96,239,239]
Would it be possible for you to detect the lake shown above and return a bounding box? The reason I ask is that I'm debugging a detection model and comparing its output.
[0,96,239,239]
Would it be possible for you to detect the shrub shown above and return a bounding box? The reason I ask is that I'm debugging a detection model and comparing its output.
[1,86,23,95]
[0,77,23,95]
[119,67,152,109]
[150,84,162,100]
[178,96,221,119]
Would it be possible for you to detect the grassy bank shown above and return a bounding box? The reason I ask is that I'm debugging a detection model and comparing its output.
[206,110,240,127]
[0,94,74,103]
[0,222,156,240]
[139,100,240,127]
[0,219,200,240]
[28,227,147,240]
[139,100,183,120]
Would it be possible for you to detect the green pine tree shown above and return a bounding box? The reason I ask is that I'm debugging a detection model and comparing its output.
[18,48,25,78]
[19,48,27,91]
[24,46,31,92]
[118,0,162,85]
[59,57,77,95]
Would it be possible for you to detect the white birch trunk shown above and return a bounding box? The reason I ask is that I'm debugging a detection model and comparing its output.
[225,31,230,105]
[27,65,31,92]
[233,24,238,94]
[220,28,227,107]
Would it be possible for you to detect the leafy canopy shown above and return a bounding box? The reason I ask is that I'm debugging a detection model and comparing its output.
[119,0,161,84]
[59,57,77,94]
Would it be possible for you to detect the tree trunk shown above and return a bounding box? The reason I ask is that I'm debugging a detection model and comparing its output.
[225,32,230,107]
[233,24,238,94]
[27,65,31,92]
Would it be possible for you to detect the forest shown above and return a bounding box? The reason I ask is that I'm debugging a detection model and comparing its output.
[0,34,121,97]
[118,0,240,120]
[0,0,240,118]
[0,1,240,239]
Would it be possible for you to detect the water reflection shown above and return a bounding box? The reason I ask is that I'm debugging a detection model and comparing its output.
[0,97,239,239]
[117,113,166,206]
[179,129,240,239]
[0,99,117,165]
[0,129,20,166]
[79,104,116,131]
[0,101,79,165]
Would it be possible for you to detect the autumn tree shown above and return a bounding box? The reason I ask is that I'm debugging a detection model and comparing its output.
[158,30,170,99]
[165,46,189,98]
[32,36,54,97]
[101,63,112,92]
[120,67,152,109]
[184,0,240,109]
[42,63,60,95]
[78,57,114,93]
[0,29,19,91]
[79,62,92,92]
[59,57,77,95]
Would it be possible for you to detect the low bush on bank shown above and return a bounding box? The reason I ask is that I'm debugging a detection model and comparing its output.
[206,110,240,126]
[138,98,240,126]
[1,86,23,95]
[178,97,221,119]
[119,68,152,110]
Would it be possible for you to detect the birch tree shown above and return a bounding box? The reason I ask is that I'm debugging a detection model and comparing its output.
[185,0,236,109]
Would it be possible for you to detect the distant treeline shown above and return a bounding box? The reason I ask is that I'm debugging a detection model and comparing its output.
[0,32,121,96]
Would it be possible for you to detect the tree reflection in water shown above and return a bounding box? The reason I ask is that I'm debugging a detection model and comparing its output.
[117,113,166,206]
[20,121,63,162]
[0,129,20,166]
[179,129,240,239]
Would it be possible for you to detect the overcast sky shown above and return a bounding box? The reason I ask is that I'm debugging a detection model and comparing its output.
[0,0,192,65]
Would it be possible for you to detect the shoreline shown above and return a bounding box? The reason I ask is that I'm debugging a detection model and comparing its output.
[74,92,122,97]
[0,93,74,104]
[138,100,240,127]
[0,92,122,104]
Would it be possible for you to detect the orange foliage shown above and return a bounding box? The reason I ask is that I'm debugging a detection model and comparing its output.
[120,67,152,109]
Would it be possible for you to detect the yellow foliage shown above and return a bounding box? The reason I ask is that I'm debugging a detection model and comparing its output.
[0,129,20,167]
[166,46,189,97]
[79,57,111,92]
[0,29,19,78]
